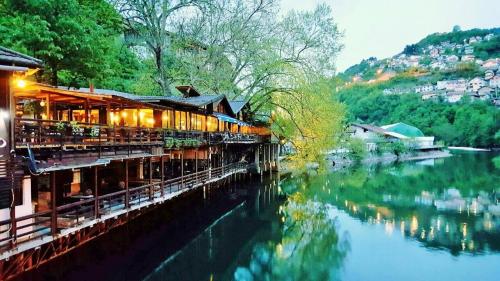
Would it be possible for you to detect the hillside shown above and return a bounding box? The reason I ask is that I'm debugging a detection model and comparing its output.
[339,27,500,82]
[337,27,500,148]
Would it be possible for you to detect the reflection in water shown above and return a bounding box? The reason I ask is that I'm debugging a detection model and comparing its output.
[234,192,350,281]
[281,152,500,256]
[146,152,499,281]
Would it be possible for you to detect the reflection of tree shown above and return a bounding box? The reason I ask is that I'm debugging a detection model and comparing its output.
[234,193,350,281]
[278,153,500,255]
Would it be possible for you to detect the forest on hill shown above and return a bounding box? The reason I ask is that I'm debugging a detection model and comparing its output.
[338,82,499,148]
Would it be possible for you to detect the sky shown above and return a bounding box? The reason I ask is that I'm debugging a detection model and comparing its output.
[280,0,500,71]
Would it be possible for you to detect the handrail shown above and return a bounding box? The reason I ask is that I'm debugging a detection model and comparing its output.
[14,118,264,149]
[0,162,248,251]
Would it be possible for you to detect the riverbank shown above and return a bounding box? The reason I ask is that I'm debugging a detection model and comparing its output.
[328,149,452,170]
[279,149,453,173]
[448,146,492,152]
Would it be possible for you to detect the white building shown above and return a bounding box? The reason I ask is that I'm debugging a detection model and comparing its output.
[446,92,464,103]
[415,84,435,93]
[469,77,487,92]
[490,76,500,88]
[482,59,499,70]
[461,55,475,62]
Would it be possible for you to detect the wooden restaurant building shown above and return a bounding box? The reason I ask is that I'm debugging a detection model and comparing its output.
[0,47,278,279]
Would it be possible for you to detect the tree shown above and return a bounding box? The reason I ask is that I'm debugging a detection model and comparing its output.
[125,1,343,102]
[346,138,367,161]
[271,78,345,170]
[113,0,206,95]
[403,44,419,55]
[452,25,462,32]
[0,0,124,87]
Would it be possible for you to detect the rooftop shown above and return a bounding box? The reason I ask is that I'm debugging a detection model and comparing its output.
[0,46,43,68]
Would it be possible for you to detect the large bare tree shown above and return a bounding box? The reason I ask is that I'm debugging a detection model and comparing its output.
[112,0,206,95]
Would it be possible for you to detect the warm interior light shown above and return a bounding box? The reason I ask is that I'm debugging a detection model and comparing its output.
[40,100,46,107]
[16,79,26,88]
[139,111,145,118]
[121,111,127,118]
[147,118,155,125]
[41,113,47,120]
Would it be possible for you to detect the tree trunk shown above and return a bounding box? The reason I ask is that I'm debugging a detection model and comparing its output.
[51,67,58,86]
[154,48,171,96]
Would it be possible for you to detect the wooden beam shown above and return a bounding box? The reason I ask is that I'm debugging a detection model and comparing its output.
[149,157,153,200]
[125,160,129,208]
[160,156,164,197]
[50,172,57,235]
[94,166,99,218]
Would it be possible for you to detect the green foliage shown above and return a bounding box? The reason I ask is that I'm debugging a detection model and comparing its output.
[347,138,367,161]
[416,28,500,48]
[339,84,500,148]
[403,44,419,55]
[0,0,142,90]
[473,36,500,60]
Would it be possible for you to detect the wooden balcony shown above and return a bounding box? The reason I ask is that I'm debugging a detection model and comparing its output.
[14,118,266,152]
[0,162,249,254]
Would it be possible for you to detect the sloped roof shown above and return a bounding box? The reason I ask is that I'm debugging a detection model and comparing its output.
[138,94,226,108]
[228,100,248,114]
[0,46,43,68]
[381,122,424,137]
[351,123,408,139]
[77,88,140,100]
[176,85,201,97]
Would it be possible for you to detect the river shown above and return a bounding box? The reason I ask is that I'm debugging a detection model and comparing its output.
[19,152,500,281]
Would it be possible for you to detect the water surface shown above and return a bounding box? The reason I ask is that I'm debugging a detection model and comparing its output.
[146,152,500,281]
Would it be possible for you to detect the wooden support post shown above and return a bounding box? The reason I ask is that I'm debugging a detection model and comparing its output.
[160,156,164,197]
[149,157,153,200]
[46,93,51,119]
[84,98,89,123]
[125,160,130,208]
[181,150,184,189]
[50,172,57,235]
[94,166,99,218]
[195,149,198,183]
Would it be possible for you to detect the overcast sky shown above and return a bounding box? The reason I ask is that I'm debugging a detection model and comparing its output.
[281,0,500,71]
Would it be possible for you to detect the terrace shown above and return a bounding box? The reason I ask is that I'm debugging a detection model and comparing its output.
[12,84,269,155]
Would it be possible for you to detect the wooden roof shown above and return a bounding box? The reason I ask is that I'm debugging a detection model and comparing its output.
[0,46,43,68]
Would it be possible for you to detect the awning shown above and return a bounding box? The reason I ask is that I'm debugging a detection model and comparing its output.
[213,112,250,126]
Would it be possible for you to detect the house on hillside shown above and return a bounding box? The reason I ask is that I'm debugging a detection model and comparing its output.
[446,55,459,63]
[422,92,439,101]
[446,92,465,103]
[461,55,475,62]
[485,34,495,41]
[443,79,467,92]
[469,77,487,92]
[485,70,495,80]
[430,48,440,58]
[415,84,435,93]
[482,59,499,70]
[490,76,500,88]
[464,46,474,55]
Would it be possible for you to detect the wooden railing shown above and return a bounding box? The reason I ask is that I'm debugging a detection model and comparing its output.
[14,118,264,149]
[0,163,248,252]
